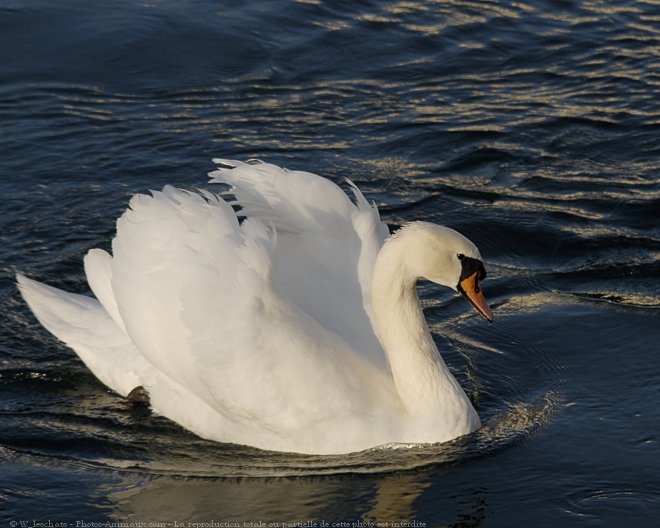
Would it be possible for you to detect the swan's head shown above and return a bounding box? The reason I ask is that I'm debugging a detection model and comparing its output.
[397,222,493,322]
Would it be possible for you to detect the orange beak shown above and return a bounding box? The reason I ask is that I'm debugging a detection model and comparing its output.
[458,272,493,322]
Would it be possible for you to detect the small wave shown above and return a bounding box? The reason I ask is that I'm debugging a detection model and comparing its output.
[566,487,660,520]
[566,291,660,308]
[1,392,562,478]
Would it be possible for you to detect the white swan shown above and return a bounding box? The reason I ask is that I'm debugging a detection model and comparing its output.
[17,159,493,455]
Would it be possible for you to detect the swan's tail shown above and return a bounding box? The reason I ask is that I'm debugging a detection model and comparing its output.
[17,273,105,345]
[16,273,150,397]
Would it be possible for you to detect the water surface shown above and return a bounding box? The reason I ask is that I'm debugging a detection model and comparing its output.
[1,0,659,525]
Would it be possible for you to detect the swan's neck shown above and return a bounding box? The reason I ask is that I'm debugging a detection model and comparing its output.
[372,235,477,422]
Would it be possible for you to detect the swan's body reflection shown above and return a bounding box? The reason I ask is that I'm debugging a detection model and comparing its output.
[108,473,486,526]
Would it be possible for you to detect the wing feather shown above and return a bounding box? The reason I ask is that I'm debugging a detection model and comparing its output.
[105,185,394,436]
[209,159,390,369]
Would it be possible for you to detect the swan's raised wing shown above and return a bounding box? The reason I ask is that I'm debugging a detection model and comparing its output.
[100,186,395,450]
[18,169,400,452]
[209,159,391,369]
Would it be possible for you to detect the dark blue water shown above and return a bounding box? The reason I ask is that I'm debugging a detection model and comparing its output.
[1,0,659,525]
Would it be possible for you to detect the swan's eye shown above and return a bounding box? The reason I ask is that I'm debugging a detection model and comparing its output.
[457,253,465,261]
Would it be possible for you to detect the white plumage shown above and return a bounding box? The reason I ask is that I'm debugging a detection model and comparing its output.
[17,159,492,454]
